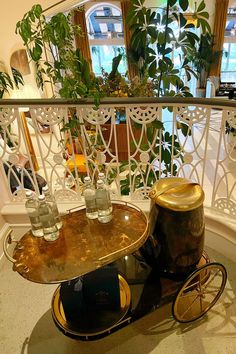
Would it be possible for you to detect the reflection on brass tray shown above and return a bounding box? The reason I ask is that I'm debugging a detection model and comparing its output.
[51,274,131,339]
[12,202,148,284]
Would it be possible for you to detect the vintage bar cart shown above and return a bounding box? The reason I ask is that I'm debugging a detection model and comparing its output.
[3,179,227,340]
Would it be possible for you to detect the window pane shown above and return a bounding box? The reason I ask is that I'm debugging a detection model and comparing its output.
[90,45,126,76]
[221,43,236,82]
[87,5,123,40]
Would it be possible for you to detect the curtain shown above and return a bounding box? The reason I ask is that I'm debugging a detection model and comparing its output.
[73,6,92,72]
[121,0,139,79]
[209,0,229,77]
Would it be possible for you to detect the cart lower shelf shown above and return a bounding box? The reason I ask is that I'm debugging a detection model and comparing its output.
[51,252,227,340]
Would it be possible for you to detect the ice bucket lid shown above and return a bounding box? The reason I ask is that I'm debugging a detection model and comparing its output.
[149,177,204,211]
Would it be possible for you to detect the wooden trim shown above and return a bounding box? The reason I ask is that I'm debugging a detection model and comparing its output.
[1,97,236,108]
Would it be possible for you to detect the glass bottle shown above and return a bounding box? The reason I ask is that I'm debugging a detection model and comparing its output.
[84,176,98,219]
[96,179,112,223]
[38,195,59,241]
[98,172,113,207]
[42,185,62,229]
[25,191,43,237]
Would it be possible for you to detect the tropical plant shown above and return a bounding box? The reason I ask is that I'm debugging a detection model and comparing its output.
[127,0,211,97]
[16,4,101,104]
[187,33,222,89]
[0,68,24,147]
[0,67,24,98]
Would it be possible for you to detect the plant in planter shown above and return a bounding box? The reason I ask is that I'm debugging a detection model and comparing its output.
[187,33,222,97]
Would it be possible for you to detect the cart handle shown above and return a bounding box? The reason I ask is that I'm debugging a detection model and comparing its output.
[3,229,17,263]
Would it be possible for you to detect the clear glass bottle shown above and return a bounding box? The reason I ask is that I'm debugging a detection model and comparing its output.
[38,195,59,241]
[25,191,43,237]
[42,185,62,229]
[98,172,113,208]
[84,176,98,219]
[96,179,112,223]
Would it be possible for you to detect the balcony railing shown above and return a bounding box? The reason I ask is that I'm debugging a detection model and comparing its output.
[0,97,235,223]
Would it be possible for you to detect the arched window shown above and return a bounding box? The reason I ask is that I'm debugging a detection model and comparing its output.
[86,2,127,76]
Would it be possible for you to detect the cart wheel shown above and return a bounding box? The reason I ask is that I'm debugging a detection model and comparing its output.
[172,262,227,323]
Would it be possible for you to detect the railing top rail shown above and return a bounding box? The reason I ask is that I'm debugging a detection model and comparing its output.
[1,97,236,108]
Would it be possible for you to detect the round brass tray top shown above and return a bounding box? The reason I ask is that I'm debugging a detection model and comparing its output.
[12,202,149,284]
[51,274,131,339]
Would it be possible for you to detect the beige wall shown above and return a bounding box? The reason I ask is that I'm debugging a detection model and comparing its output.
[204,0,216,30]
[0,0,58,71]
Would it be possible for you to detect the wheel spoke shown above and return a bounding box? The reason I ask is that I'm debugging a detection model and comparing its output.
[202,289,220,296]
[199,278,203,312]
[180,270,210,293]
[179,292,200,298]
[181,279,199,292]
[179,291,201,319]
[202,269,221,291]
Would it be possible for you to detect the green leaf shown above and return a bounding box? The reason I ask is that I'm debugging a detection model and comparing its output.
[31,43,42,61]
[147,47,157,56]
[152,120,164,129]
[162,148,171,164]
[198,11,209,19]
[164,47,173,55]
[179,122,191,136]
[158,59,167,72]
[197,0,206,12]
[162,76,170,90]
[148,61,157,77]
[179,13,187,27]
[163,56,173,67]
[33,4,42,18]
[169,0,177,6]
[147,26,158,40]
[171,69,179,75]
[179,0,189,11]
[158,31,165,45]
[146,126,154,142]
[11,68,24,88]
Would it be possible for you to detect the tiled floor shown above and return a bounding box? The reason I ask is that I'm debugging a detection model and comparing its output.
[0,238,236,354]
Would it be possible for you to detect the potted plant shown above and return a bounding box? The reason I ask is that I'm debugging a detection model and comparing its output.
[187,33,222,97]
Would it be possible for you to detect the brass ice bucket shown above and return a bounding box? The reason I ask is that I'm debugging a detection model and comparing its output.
[141,177,205,277]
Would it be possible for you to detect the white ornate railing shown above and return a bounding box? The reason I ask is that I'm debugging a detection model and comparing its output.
[0,97,235,222]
